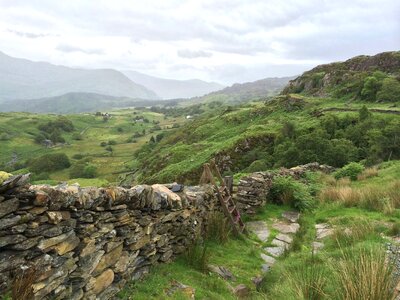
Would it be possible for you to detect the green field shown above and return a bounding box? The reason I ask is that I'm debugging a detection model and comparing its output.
[0,108,186,185]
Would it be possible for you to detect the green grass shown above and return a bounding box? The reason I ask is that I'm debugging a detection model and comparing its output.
[0,108,187,185]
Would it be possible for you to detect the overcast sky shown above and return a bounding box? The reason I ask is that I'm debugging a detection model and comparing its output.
[0,0,399,85]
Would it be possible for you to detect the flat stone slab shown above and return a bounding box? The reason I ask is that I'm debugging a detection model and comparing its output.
[272,239,289,249]
[315,223,333,240]
[275,233,293,244]
[272,221,300,234]
[312,242,325,253]
[260,253,276,266]
[261,264,270,273]
[264,246,285,257]
[282,211,300,223]
[246,221,270,242]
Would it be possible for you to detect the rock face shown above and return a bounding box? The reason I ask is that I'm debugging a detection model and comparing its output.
[0,176,218,299]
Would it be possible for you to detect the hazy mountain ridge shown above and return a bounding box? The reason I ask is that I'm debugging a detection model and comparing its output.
[0,92,183,114]
[122,70,225,99]
[0,51,159,101]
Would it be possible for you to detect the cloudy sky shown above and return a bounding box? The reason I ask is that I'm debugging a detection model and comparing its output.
[0,0,399,85]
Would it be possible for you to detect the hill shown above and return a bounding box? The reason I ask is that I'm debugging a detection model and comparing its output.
[132,52,400,184]
[0,92,182,114]
[283,51,400,100]
[122,70,225,99]
[0,51,159,101]
[186,76,294,105]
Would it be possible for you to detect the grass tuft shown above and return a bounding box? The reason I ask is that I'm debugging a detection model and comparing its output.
[182,239,210,273]
[336,246,394,300]
[205,211,231,244]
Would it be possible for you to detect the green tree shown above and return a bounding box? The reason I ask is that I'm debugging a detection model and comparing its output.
[361,76,380,101]
[376,77,400,102]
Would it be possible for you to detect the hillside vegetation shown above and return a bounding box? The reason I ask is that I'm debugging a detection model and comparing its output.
[133,51,400,184]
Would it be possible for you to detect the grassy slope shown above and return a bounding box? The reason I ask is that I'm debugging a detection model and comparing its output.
[120,161,400,299]
[135,96,400,184]
[0,109,186,185]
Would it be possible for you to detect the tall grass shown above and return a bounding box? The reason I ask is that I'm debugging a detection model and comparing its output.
[319,180,400,214]
[182,239,209,272]
[357,167,379,180]
[331,220,374,248]
[12,267,36,300]
[284,256,327,300]
[205,211,231,244]
[336,247,394,300]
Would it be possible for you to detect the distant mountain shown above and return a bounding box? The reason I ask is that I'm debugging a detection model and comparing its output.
[0,92,180,114]
[0,51,159,102]
[122,70,225,99]
[188,76,295,105]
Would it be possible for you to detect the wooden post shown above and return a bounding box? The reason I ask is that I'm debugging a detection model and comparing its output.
[223,176,233,194]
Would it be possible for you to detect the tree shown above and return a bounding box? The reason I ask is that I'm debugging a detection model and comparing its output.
[361,76,380,101]
[29,153,70,173]
[376,77,400,102]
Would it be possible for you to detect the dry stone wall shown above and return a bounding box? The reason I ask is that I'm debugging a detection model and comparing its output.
[235,163,334,213]
[0,175,218,299]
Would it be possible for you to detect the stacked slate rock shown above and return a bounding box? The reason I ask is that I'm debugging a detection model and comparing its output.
[235,163,334,213]
[0,175,217,299]
[235,172,273,213]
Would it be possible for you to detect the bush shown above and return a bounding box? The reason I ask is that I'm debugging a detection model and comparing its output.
[72,154,84,160]
[245,160,270,172]
[29,153,70,173]
[69,163,97,178]
[100,141,107,147]
[269,176,314,211]
[72,133,82,140]
[108,140,117,145]
[334,162,364,181]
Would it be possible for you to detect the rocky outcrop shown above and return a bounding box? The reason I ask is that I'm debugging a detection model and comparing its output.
[282,51,400,96]
[0,175,218,299]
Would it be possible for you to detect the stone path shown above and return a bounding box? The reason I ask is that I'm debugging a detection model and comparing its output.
[312,223,334,253]
[246,211,300,273]
[246,221,270,242]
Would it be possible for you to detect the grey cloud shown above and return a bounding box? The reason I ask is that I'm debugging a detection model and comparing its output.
[177,49,213,58]
[56,44,104,55]
[7,29,53,38]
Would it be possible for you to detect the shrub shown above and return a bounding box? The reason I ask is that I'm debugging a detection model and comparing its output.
[0,133,11,141]
[108,140,117,145]
[29,153,70,173]
[269,176,314,211]
[72,133,82,140]
[335,247,394,300]
[69,163,97,178]
[334,162,364,181]
[245,160,270,172]
[72,154,84,160]
[100,141,107,147]
[205,212,231,244]
[182,239,209,272]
